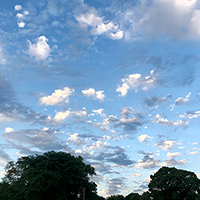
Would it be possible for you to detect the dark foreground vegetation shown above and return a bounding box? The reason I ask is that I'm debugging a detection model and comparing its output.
[0,151,200,200]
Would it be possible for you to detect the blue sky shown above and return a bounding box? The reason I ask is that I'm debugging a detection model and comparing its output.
[1,0,200,197]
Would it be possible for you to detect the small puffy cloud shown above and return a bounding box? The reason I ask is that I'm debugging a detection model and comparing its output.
[189,151,198,155]
[116,70,157,96]
[15,5,22,11]
[17,22,25,28]
[28,36,51,60]
[92,108,104,116]
[16,13,23,19]
[38,87,74,106]
[154,114,188,126]
[54,109,87,122]
[167,152,182,159]
[132,173,142,177]
[155,140,176,151]
[82,88,105,101]
[5,127,14,133]
[138,134,153,143]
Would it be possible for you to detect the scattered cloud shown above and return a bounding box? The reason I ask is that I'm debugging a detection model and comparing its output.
[14,5,22,11]
[116,70,157,96]
[82,88,105,101]
[167,152,182,159]
[28,36,51,60]
[75,4,123,40]
[154,114,188,126]
[163,158,187,166]
[154,140,177,151]
[38,87,74,106]
[138,134,153,143]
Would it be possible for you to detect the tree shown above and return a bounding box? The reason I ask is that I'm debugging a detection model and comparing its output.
[148,166,200,200]
[106,195,125,200]
[125,192,141,200]
[1,151,97,200]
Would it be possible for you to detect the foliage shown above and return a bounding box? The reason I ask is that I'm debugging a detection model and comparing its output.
[125,192,141,200]
[1,151,97,200]
[148,166,200,200]
[107,194,125,200]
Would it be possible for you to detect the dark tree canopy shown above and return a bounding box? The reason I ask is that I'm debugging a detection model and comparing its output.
[148,166,200,200]
[1,151,97,200]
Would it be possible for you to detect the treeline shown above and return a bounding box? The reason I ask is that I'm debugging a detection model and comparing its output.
[0,151,200,200]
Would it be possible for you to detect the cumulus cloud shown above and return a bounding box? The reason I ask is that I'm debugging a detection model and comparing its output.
[38,87,74,106]
[118,0,200,40]
[75,6,123,40]
[17,22,25,28]
[82,88,105,101]
[15,5,22,11]
[138,134,153,143]
[54,108,87,122]
[28,36,51,60]
[116,70,157,96]
[154,114,188,126]
[5,127,14,133]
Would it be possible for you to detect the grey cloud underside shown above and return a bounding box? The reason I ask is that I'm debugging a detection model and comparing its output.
[94,146,135,166]
[3,128,69,152]
[0,150,11,161]
[106,177,127,195]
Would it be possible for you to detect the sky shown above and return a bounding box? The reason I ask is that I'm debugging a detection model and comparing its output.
[0,0,200,197]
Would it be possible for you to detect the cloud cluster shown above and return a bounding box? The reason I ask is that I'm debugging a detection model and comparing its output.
[75,4,123,40]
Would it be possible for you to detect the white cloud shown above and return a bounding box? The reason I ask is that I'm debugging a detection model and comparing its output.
[92,108,104,116]
[138,134,153,143]
[120,0,200,40]
[54,109,87,122]
[167,152,182,159]
[116,70,157,96]
[17,22,25,28]
[0,114,13,123]
[15,5,22,11]
[28,36,51,60]
[16,13,23,19]
[38,87,74,106]
[75,7,123,40]
[154,114,188,126]
[5,127,14,133]
[175,92,191,106]
[82,88,105,101]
